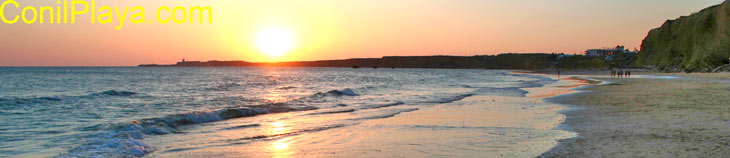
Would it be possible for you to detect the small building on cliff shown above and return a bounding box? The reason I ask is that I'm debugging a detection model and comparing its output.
[585,46,638,57]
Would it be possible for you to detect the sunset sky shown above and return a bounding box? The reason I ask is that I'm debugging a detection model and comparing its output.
[0,0,725,66]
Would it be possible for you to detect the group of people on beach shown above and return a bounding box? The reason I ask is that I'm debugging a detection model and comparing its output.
[610,69,630,78]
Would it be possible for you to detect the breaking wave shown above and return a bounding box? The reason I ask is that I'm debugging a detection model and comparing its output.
[12,70,559,158]
[424,94,475,104]
[307,109,357,115]
[61,103,318,158]
[313,88,359,97]
[362,101,405,109]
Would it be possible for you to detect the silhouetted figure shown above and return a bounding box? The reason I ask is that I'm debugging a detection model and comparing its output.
[557,69,561,79]
[619,70,623,78]
[627,70,631,78]
[611,69,615,78]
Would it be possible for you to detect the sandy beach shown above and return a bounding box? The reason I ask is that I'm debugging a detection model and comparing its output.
[535,70,730,157]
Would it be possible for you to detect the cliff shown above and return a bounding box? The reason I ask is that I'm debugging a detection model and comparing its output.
[638,1,730,72]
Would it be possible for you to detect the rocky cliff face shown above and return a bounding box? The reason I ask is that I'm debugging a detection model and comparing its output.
[638,2,730,72]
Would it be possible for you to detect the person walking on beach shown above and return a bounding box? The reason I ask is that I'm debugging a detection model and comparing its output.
[557,69,561,79]
[618,70,623,78]
[627,70,631,78]
[611,69,615,78]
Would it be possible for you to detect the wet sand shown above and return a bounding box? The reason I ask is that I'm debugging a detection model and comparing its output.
[534,70,730,157]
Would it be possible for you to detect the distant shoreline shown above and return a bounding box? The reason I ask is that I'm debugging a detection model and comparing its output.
[138,53,612,70]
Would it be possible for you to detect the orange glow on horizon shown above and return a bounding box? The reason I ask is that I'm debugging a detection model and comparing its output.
[0,0,725,66]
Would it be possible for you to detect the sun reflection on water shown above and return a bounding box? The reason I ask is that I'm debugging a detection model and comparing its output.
[269,121,289,135]
[272,137,293,150]
[264,92,289,103]
[268,121,294,157]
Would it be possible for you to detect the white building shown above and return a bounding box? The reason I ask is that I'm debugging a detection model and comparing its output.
[585,46,637,57]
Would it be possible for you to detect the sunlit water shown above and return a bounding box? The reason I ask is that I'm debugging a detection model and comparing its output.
[0,67,573,157]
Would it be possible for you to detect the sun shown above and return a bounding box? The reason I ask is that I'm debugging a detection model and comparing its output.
[256,27,295,57]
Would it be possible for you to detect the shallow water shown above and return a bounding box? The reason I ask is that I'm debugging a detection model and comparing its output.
[0,67,568,157]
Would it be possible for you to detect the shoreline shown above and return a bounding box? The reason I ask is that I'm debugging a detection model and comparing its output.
[142,70,594,158]
[530,70,730,157]
[510,71,606,156]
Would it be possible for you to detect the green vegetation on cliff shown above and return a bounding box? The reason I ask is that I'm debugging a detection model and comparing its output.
[638,2,730,72]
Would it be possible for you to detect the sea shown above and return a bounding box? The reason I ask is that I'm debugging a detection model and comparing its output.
[0,67,576,157]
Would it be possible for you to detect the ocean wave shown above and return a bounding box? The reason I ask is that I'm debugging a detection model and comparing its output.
[206,96,253,105]
[307,101,406,116]
[204,83,242,91]
[59,124,152,158]
[139,103,315,128]
[510,72,556,88]
[421,87,528,104]
[349,108,419,120]
[0,90,140,107]
[226,124,347,142]
[307,109,357,115]
[0,96,64,107]
[425,94,474,104]
[76,124,109,131]
[361,101,405,109]
[94,90,138,97]
[312,88,359,97]
[61,103,317,157]
[39,96,64,101]
[222,124,261,130]
[0,96,65,106]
